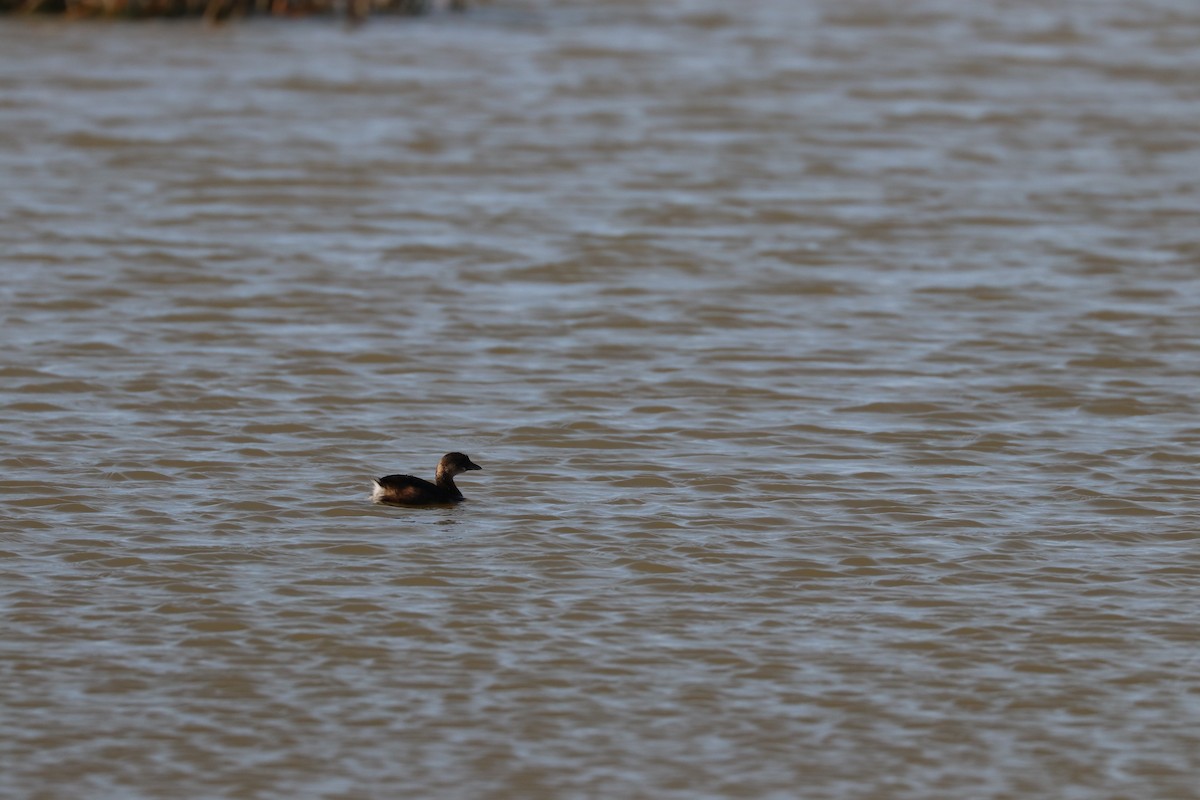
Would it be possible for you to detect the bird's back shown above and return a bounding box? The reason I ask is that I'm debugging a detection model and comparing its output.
[372,473,459,505]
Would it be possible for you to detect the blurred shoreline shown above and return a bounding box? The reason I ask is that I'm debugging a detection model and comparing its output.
[1,0,471,20]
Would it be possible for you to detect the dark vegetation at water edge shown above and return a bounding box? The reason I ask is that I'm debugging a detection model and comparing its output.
[2,0,472,18]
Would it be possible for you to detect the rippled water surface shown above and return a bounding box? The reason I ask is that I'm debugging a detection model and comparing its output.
[3,1,1200,797]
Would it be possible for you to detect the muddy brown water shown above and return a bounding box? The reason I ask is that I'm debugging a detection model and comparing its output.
[2,1,1199,797]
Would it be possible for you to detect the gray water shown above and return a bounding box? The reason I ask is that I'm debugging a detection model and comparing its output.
[2,1,1200,797]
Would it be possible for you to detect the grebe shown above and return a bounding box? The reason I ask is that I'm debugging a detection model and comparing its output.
[372,452,482,506]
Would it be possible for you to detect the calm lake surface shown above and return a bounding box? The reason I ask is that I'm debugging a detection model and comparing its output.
[2,1,1199,797]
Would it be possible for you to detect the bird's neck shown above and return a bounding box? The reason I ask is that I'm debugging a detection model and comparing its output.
[435,471,463,498]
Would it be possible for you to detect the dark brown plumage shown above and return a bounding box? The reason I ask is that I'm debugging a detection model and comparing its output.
[372,452,482,506]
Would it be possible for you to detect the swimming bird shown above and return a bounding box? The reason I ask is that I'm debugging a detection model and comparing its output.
[372,452,482,506]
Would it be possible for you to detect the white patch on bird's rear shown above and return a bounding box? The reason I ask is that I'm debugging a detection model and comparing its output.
[371,479,387,503]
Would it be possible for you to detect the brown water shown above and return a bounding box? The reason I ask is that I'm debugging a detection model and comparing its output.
[3,1,1200,797]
